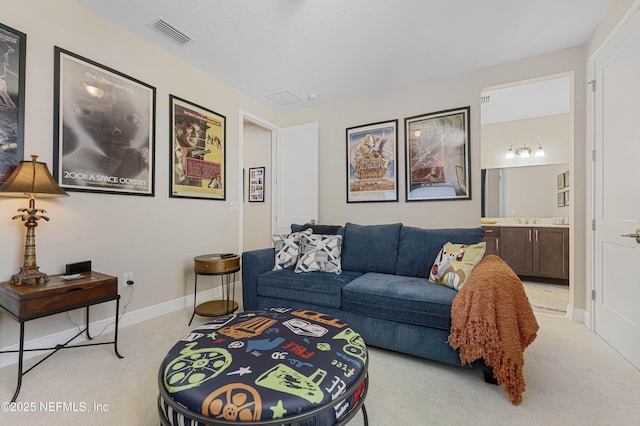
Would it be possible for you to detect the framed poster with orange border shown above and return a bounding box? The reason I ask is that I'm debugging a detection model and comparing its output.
[170,95,226,200]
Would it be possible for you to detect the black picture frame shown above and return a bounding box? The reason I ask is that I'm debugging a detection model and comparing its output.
[405,106,470,201]
[169,95,226,200]
[346,119,398,203]
[53,46,156,196]
[0,22,26,184]
[248,166,265,202]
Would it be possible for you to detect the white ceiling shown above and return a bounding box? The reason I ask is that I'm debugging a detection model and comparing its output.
[75,0,613,111]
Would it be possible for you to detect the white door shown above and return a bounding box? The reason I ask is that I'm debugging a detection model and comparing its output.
[593,4,640,369]
[275,122,318,234]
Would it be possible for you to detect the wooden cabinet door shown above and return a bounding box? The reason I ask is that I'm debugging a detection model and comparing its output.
[499,227,533,276]
[482,226,500,257]
[533,227,569,280]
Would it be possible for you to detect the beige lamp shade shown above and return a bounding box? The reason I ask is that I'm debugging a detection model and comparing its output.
[0,155,69,198]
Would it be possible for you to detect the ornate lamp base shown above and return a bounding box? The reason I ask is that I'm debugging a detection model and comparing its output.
[11,265,49,285]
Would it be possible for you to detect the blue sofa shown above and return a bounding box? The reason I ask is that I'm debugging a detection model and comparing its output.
[241,222,493,378]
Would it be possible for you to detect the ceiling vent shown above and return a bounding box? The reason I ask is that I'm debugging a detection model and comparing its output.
[265,89,304,106]
[148,17,193,45]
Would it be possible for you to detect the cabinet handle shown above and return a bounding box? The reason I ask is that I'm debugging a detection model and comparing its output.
[535,229,538,242]
[496,239,499,252]
[528,229,532,242]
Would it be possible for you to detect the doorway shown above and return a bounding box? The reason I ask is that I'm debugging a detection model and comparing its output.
[480,72,574,309]
[240,112,277,253]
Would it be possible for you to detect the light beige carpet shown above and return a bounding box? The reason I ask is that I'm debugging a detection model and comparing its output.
[522,281,569,315]
[1,305,638,425]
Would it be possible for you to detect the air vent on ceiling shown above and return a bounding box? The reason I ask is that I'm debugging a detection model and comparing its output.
[265,89,304,106]
[148,17,193,45]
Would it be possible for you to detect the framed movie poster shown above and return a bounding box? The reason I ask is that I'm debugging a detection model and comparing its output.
[248,166,265,202]
[53,47,156,196]
[170,95,226,200]
[405,106,470,202]
[0,23,26,184]
[346,119,398,202]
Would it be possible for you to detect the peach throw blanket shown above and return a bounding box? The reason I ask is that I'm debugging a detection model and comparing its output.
[448,255,539,405]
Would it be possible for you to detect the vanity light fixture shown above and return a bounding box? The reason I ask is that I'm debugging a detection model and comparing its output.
[505,143,545,159]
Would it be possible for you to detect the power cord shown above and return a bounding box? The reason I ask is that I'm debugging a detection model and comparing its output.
[66,284,134,338]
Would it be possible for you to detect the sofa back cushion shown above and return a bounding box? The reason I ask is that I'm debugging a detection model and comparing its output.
[291,223,343,235]
[341,222,402,273]
[395,226,485,278]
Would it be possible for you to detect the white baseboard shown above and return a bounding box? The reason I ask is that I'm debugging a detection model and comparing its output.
[0,286,223,369]
[567,304,590,328]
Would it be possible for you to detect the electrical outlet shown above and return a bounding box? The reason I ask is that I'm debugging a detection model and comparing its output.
[123,272,134,288]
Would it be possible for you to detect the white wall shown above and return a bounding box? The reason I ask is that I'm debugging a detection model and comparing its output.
[481,114,571,170]
[0,0,280,347]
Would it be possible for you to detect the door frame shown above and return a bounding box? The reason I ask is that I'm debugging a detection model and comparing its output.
[238,110,278,255]
[588,0,640,331]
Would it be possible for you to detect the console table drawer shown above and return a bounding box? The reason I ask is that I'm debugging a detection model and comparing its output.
[0,272,117,320]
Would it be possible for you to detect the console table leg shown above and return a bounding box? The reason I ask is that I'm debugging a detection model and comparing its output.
[11,322,25,402]
[361,403,369,426]
[85,306,93,340]
[114,297,124,359]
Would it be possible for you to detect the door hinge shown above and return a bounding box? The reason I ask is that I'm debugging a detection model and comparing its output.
[588,79,597,92]
[592,219,596,231]
[592,289,596,301]
[592,150,597,161]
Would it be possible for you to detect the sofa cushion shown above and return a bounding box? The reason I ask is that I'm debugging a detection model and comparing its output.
[295,234,343,274]
[341,222,402,274]
[395,226,485,278]
[429,241,486,290]
[342,272,457,330]
[257,269,362,308]
[291,223,343,235]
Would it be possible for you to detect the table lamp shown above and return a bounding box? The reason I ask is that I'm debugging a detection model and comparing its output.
[0,155,69,285]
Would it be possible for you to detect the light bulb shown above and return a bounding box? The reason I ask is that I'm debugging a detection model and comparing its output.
[505,148,515,159]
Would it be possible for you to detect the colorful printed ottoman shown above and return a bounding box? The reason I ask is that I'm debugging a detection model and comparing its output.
[158,308,368,426]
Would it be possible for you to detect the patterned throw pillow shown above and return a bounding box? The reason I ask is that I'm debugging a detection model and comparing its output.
[428,242,486,290]
[294,234,343,274]
[272,228,313,270]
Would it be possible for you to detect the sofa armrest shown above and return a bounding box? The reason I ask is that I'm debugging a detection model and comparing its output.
[242,248,275,310]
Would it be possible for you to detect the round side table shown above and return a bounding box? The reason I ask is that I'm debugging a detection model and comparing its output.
[189,254,240,326]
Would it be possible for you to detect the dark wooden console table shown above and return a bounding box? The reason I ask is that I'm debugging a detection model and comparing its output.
[0,271,123,402]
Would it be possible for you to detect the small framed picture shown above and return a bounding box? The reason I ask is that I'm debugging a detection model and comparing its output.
[557,173,565,190]
[557,192,565,207]
[564,190,570,206]
[248,166,265,202]
[563,170,570,188]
